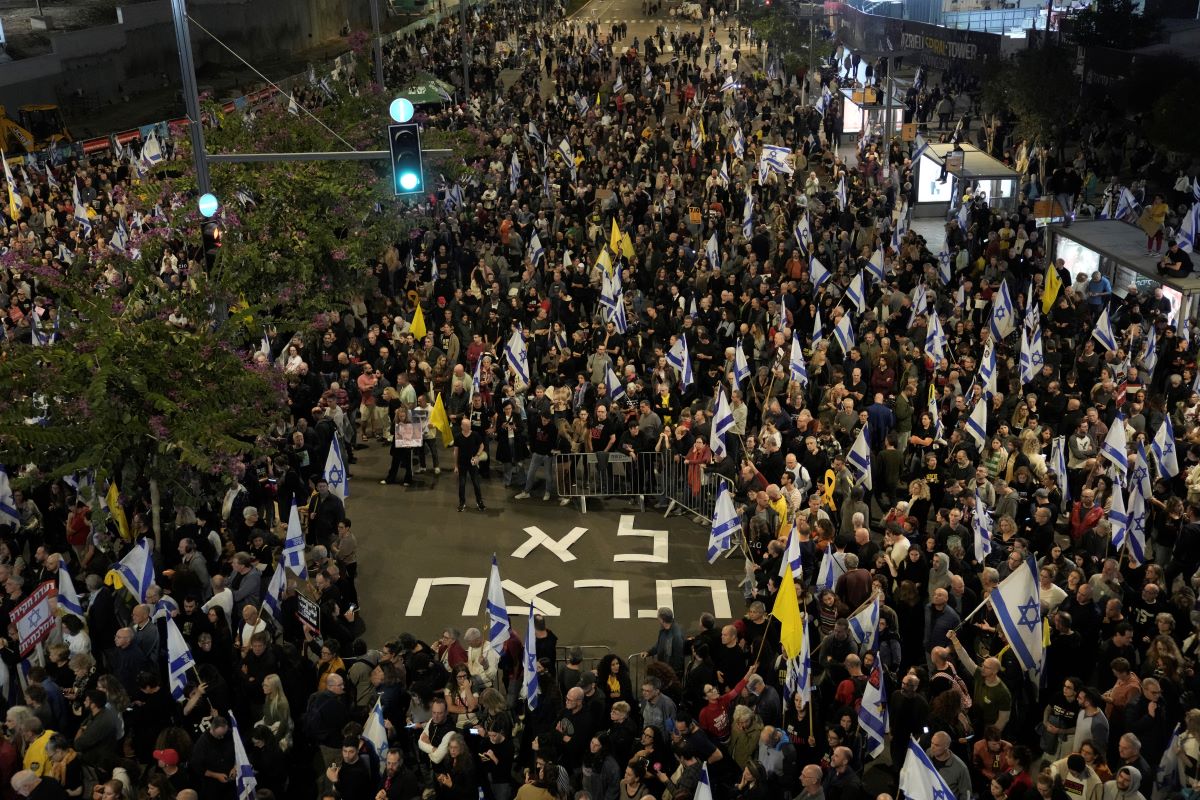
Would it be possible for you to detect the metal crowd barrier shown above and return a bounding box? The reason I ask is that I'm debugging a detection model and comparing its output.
[553,451,661,513]
[626,651,648,692]
[555,644,614,672]
[657,451,720,523]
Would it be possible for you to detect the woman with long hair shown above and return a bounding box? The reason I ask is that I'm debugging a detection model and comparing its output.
[258,674,292,750]
[435,732,480,799]
[596,654,634,714]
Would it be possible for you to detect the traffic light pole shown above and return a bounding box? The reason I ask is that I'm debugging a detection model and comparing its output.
[206,149,449,164]
[170,0,212,195]
[369,0,387,89]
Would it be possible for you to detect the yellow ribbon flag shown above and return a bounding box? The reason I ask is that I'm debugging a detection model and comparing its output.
[596,249,612,275]
[775,564,804,659]
[1041,263,1062,314]
[1,151,20,222]
[620,232,634,259]
[609,219,622,253]
[107,480,132,541]
[411,302,427,341]
[430,393,454,447]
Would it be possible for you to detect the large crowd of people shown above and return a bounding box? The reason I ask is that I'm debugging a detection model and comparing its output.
[2,0,1200,797]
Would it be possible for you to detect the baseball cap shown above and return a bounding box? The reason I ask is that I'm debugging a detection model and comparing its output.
[578,672,597,689]
[153,749,179,766]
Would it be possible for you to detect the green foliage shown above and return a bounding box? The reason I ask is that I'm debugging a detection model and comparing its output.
[747,8,831,71]
[980,47,1080,144]
[1069,0,1159,49]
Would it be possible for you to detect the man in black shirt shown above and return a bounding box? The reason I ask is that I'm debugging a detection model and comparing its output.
[453,417,486,512]
[1159,240,1193,278]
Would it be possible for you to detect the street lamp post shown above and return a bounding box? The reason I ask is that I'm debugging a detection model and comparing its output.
[169,0,212,194]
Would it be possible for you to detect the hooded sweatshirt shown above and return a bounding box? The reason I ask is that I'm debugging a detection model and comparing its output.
[1100,767,1145,800]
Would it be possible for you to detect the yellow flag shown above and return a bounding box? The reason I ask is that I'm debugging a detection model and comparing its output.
[699,117,706,143]
[596,249,612,275]
[1041,263,1062,314]
[1,151,20,222]
[775,564,804,659]
[620,232,634,259]
[609,219,621,253]
[411,303,427,341]
[430,393,453,447]
[107,480,131,542]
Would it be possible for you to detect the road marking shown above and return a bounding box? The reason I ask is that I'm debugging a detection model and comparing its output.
[574,579,632,618]
[612,514,668,563]
[637,579,733,619]
[405,577,486,616]
[512,525,588,562]
[501,579,562,616]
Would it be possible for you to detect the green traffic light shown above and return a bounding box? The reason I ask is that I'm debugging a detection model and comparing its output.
[399,172,419,191]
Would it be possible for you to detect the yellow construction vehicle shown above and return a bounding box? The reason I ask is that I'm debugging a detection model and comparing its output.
[0,104,72,153]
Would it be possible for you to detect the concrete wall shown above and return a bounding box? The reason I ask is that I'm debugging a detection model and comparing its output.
[0,0,367,112]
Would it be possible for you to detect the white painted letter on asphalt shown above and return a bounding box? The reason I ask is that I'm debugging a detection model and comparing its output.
[573,579,631,618]
[404,577,487,616]
[612,515,669,563]
[511,525,588,562]
[501,579,561,616]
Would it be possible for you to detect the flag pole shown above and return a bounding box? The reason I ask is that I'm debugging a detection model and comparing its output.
[953,595,990,631]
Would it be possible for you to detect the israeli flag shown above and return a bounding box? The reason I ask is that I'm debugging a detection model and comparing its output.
[643,64,652,85]
[614,72,626,94]
[908,284,929,328]
[719,158,730,187]
[732,340,750,386]
[833,314,855,354]
[165,617,196,702]
[846,272,866,313]
[283,501,308,580]
[261,561,287,623]
[228,712,257,800]
[978,341,998,400]
[57,566,83,618]
[510,152,521,194]
[720,73,739,92]
[742,191,754,239]
[965,399,988,450]
[989,279,1015,341]
[1141,323,1158,374]
[710,388,734,458]
[813,309,824,344]
[523,602,540,710]
[72,179,92,235]
[112,539,155,602]
[110,218,129,253]
[789,335,808,387]
[900,737,958,800]
[1116,187,1140,221]
[912,134,930,163]
[973,489,993,562]
[141,132,163,165]
[785,623,813,706]
[1020,326,1043,386]
[1133,440,1154,501]
[848,594,880,652]
[780,522,803,579]
[732,127,745,159]
[1127,483,1148,566]
[505,329,530,386]
[1101,414,1129,481]
[557,138,576,180]
[596,365,622,403]
[1097,195,1114,220]
[576,93,589,115]
[324,436,349,501]
[706,232,721,270]
[707,480,741,563]
[937,249,952,285]
[761,145,793,175]
[363,699,389,775]
[848,425,872,489]
[866,249,886,283]
[814,87,832,117]
[810,256,830,288]
[487,555,511,657]
[857,659,888,759]
[471,357,482,400]
[1152,416,1179,478]
[988,556,1045,680]
[690,122,703,150]
[667,336,694,390]
[1180,204,1199,253]
[1194,176,1200,202]
[696,763,715,800]
[526,121,543,146]
[836,174,847,211]
[818,550,845,591]
[794,213,813,258]
[1051,436,1071,505]
[1110,483,1130,552]
[925,312,946,363]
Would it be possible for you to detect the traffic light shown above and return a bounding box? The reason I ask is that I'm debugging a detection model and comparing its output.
[201,220,223,269]
[388,122,425,196]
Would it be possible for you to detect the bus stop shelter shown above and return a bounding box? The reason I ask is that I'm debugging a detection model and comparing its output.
[912,143,1019,218]
[1048,219,1200,322]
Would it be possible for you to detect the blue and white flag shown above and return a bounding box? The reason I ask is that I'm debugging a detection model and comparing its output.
[810,256,830,288]
[487,555,511,657]
[141,132,163,165]
[708,481,741,563]
[228,711,257,800]
[1116,186,1139,221]
[1179,203,1199,253]
[504,329,530,386]
[528,232,545,265]
[324,436,349,501]
[56,566,83,618]
[510,152,521,194]
[760,145,793,175]
[557,138,576,181]
[973,489,993,562]
[1020,325,1043,386]
[794,213,813,258]
[784,617,813,706]
[780,522,802,579]
[835,174,847,211]
[899,737,958,800]
[110,218,129,253]
[847,425,872,490]
[989,280,1015,341]
[866,249,886,283]
[988,556,1045,680]
[111,539,155,602]
[912,134,930,163]
[833,314,855,354]
[523,602,540,710]
[1101,415,1128,481]
[667,336,694,390]
[908,284,929,328]
[925,312,946,363]
[719,158,730,187]
[720,73,739,92]
[165,616,196,702]
[526,122,543,146]
[1051,436,1071,505]
[814,87,832,117]
[710,388,734,458]
[283,501,308,580]
[848,593,880,652]
[1152,416,1179,478]
[1127,482,1148,566]
[857,659,888,759]
[604,365,626,401]
[1110,484,1130,555]
[817,550,845,591]
[742,191,754,239]
[363,698,389,775]
[732,127,745,159]
[1141,323,1158,374]
[732,340,750,387]
[965,399,988,450]
[789,335,808,387]
[1092,306,1117,352]
[72,180,92,236]
[696,762,715,800]
[812,309,824,344]
[706,232,721,270]
[937,249,952,285]
[846,272,866,313]
[613,72,626,94]
[1133,440,1154,501]
[978,342,998,400]
[261,561,287,622]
